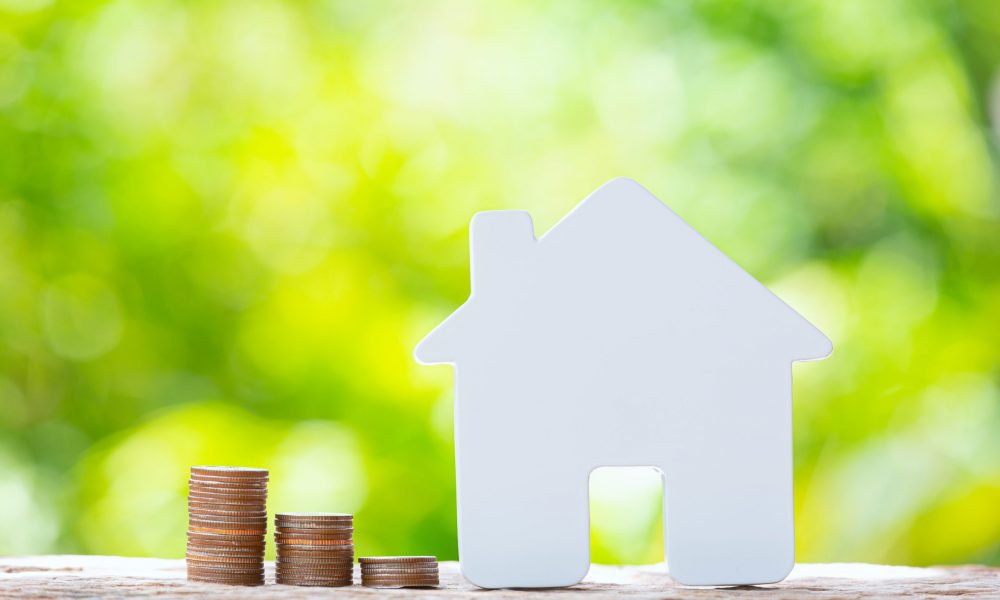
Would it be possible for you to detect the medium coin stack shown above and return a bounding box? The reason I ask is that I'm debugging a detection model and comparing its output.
[186,466,268,586]
[274,512,354,586]
[359,556,440,588]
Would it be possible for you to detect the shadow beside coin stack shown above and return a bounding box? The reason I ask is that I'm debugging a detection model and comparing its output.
[359,556,440,588]
[186,466,268,586]
[275,512,354,586]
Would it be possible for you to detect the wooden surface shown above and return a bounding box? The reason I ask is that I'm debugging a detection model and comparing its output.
[0,556,997,599]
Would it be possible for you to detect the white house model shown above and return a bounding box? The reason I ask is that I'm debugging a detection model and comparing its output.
[415,178,832,588]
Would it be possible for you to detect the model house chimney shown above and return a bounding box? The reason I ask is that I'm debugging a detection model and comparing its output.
[470,210,535,296]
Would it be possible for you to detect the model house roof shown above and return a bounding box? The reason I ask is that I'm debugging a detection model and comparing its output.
[416,178,831,365]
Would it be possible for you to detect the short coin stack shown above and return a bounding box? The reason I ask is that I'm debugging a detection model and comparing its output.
[186,466,268,586]
[274,513,354,587]
[359,556,440,588]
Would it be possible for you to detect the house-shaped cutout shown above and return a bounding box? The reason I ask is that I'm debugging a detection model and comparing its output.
[415,178,831,588]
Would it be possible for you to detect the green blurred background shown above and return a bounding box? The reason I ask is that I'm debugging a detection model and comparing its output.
[1,0,999,567]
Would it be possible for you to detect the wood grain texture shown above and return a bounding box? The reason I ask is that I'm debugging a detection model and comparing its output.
[0,556,997,598]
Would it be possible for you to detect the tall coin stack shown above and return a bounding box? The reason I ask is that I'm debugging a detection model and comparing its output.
[186,466,268,586]
[359,556,440,588]
[274,512,354,587]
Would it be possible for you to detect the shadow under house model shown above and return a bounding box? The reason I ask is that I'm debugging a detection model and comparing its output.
[415,178,832,589]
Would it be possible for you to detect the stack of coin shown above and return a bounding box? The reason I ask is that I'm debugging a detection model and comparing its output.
[359,556,440,588]
[274,513,354,587]
[186,466,268,586]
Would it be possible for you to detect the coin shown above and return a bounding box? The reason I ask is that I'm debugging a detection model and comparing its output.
[189,576,264,584]
[187,498,267,509]
[186,556,264,566]
[358,556,436,564]
[275,519,352,526]
[277,576,353,583]
[186,549,264,559]
[276,554,355,562]
[275,517,351,525]
[274,530,352,540]
[188,478,268,489]
[276,558,353,567]
[189,526,267,536]
[188,574,265,586]
[277,573,353,581]
[362,574,440,581]
[188,520,267,531]
[186,542,265,552]
[187,490,267,502]
[188,502,266,514]
[276,566,352,576]
[191,466,268,477]
[190,470,268,479]
[274,522,351,528]
[187,565,265,575]
[189,517,268,528]
[275,512,351,520]
[274,537,352,546]
[188,484,267,495]
[188,479,268,491]
[274,560,354,571]
[188,480,268,491]
[190,512,268,523]
[361,577,441,588]
[361,566,439,575]
[275,524,351,531]
[188,507,268,517]
[189,475,268,486]
[275,546,355,557]
[188,529,265,546]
